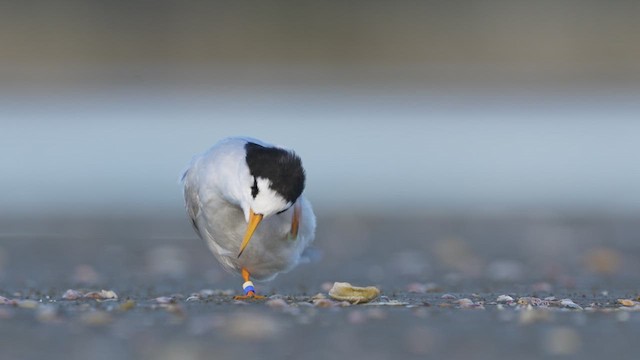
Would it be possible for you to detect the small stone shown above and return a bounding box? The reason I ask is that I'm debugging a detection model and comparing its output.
[266,298,289,309]
[328,282,380,304]
[154,296,175,304]
[441,293,457,300]
[0,296,13,305]
[61,289,84,300]
[559,299,583,310]
[496,295,514,304]
[84,290,118,301]
[313,298,335,308]
[311,293,326,300]
[517,297,549,307]
[456,298,477,308]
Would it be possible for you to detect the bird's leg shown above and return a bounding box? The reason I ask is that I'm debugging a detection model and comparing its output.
[233,268,266,300]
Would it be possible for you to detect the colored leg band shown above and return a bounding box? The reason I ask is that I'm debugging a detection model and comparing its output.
[242,281,255,294]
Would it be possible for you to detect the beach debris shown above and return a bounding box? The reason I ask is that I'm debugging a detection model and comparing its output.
[496,295,515,304]
[517,297,549,307]
[456,298,484,309]
[312,298,335,308]
[154,296,177,304]
[365,300,409,306]
[559,299,583,310]
[62,289,118,301]
[328,282,380,304]
[82,290,119,301]
[265,298,289,309]
[617,299,639,307]
[62,289,84,300]
[0,296,14,305]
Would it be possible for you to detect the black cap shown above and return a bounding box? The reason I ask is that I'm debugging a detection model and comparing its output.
[245,141,306,204]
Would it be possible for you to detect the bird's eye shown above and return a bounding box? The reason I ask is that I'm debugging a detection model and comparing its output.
[251,177,259,198]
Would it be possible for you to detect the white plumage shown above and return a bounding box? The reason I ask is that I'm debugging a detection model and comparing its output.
[181,137,316,288]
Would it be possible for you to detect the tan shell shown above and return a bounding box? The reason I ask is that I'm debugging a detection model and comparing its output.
[328,282,380,304]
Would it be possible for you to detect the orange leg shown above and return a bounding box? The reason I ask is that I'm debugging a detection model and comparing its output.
[233,268,266,300]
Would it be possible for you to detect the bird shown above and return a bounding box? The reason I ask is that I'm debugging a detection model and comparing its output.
[181,137,316,299]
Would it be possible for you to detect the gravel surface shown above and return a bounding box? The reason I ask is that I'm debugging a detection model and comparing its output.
[1,212,639,360]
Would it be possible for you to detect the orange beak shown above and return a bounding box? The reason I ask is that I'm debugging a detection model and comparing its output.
[238,209,263,258]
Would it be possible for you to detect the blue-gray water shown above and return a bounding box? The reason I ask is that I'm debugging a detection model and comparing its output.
[3,87,640,215]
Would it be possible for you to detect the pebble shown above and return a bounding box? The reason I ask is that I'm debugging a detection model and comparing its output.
[517,297,549,307]
[0,296,13,305]
[265,298,289,309]
[312,298,335,308]
[559,299,583,310]
[154,296,176,304]
[441,293,457,300]
[83,290,118,301]
[496,295,515,304]
[62,289,84,300]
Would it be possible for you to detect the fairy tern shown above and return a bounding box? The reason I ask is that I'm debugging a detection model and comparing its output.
[181,137,316,298]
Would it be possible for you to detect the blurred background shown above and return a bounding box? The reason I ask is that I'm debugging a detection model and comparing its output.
[1,0,640,287]
[3,0,640,216]
[2,1,640,359]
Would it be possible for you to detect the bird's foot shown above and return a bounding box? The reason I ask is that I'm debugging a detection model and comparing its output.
[233,291,266,301]
[233,277,266,300]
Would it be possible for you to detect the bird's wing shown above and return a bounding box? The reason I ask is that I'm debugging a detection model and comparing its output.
[182,168,203,238]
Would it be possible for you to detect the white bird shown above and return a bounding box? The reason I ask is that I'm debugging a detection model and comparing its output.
[181,137,316,299]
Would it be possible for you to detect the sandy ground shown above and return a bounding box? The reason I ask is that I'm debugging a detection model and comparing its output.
[1,212,639,360]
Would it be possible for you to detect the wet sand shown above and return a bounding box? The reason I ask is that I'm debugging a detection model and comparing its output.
[1,212,639,359]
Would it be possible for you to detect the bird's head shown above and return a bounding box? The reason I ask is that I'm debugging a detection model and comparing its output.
[238,141,306,257]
